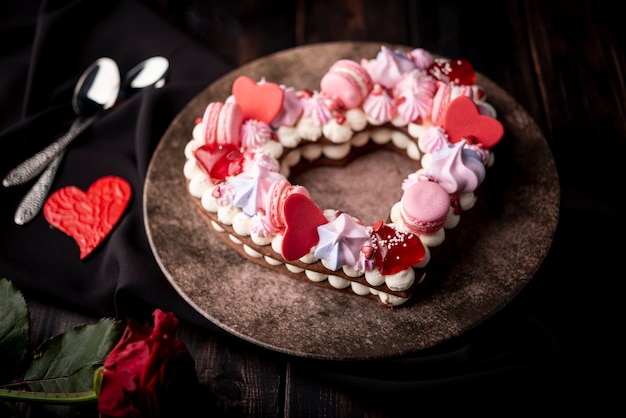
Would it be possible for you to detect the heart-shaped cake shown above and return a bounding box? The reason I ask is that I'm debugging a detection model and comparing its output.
[183,45,503,307]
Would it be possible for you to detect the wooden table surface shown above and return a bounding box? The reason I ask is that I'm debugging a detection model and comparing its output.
[22,0,624,415]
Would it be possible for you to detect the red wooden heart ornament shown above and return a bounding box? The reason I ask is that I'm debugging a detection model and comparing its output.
[43,176,132,260]
[442,96,504,149]
[232,75,284,124]
[281,193,328,261]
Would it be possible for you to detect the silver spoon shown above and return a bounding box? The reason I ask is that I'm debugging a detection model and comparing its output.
[13,56,170,225]
[3,58,121,188]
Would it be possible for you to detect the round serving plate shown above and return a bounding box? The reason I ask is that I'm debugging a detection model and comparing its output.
[144,41,559,360]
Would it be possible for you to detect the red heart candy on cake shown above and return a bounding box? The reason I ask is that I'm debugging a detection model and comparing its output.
[194,143,244,183]
[232,75,284,124]
[442,96,504,149]
[43,176,132,260]
[370,222,425,275]
[281,193,328,261]
[427,58,476,85]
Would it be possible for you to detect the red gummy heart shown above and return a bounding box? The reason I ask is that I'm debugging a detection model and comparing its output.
[43,176,131,260]
[442,96,504,149]
[281,193,328,261]
[232,76,284,124]
[370,222,425,275]
[427,58,476,85]
[194,143,244,183]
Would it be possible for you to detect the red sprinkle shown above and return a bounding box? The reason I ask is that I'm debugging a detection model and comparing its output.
[334,112,346,124]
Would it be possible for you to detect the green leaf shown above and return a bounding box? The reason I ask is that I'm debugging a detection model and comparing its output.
[0,278,30,381]
[24,318,124,394]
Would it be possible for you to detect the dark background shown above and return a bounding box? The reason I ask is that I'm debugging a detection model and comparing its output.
[1,0,624,415]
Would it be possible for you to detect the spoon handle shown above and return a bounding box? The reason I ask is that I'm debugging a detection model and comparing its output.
[13,150,66,225]
[2,113,101,187]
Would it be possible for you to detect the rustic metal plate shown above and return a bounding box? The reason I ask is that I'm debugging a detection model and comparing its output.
[144,42,559,360]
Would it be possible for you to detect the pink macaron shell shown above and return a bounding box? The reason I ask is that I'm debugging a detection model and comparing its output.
[201,102,223,146]
[431,82,451,126]
[217,101,244,146]
[336,59,373,92]
[266,179,291,230]
[321,59,373,109]
[400,180,450,234]
[265,180,311,231]
[289,185,310,199]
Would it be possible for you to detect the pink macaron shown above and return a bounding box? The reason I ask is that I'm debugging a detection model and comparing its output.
[265,179,310,231]
[320,59,373,109]
[200,101,244,147]
[400,180,450,234]
[217,101,244,146]
[200,102,222,146]
[430,82,451,126]
[431,82,475,126]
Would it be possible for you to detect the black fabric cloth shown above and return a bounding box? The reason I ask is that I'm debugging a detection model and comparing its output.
[0,0,233,324]
[0,0,619,409]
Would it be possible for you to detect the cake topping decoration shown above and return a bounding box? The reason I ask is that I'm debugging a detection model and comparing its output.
[363,83,396,123]
[217,102,244,146]
[442,96,504,148]
[214,182,235,206]
[418,126,449,154]
[272,85,303,128]
[428,140,486,194]
[320,59,373,109]
[194,143,243,183]
[281,193,328,261]
[400,180,450,235]
[395,69,437,123]
[361,46,417,89]
[200,102,222,146]
[427,58,476,85]
[370,222,425,275]
[265,179,309,232]
[301,92,333,126]
[407,48,434,69]
[431,82,453,126]
[314,213,370,271]
[240,119,272,149]
[232,76,284,124]
[249,212,279,237]
[231,157,282,216]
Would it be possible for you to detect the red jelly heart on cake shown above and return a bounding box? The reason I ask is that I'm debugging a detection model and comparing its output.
[370,222,425,275]
[194,143,244,183]
[427,58,476,85]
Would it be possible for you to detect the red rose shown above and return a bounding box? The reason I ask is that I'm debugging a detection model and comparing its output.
[98,309,199,418]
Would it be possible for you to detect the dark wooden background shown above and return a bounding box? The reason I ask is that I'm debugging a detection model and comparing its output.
[22,0,624,416]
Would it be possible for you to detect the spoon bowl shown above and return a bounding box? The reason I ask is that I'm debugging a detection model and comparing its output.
[119,56,169,99]
[72,58,121,116]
